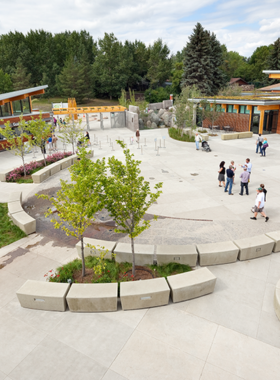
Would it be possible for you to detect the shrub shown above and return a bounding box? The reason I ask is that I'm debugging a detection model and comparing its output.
[168,127,195,142]
[144,87,171,103]
[45,151,72,164]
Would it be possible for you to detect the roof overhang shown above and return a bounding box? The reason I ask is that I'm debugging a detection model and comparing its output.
[263,70,280,79]
[189,98,280,106]
[0,85,48,105]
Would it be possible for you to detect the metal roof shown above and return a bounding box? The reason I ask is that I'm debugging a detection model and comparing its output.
[263,70,280,74]
[0,85,48,102]
[190,98,280,106]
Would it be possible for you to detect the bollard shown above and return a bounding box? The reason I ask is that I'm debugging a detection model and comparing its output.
[163,137,166,148]
[159,139,161,148]
[156,147,160,156]
[141,145,143,155]
[154,138,157,151]
[111,143,115,151]
[137,142,140,149]
[144,138,147,146]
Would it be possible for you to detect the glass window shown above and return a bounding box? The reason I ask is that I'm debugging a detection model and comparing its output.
[22,98,31,114]
[0,102,12,117]
[12,100,22,115]
[253,106,260,114]
[239,105,251,114]
[227,105,233,113]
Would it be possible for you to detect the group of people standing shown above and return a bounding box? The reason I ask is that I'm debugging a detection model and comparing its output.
[218,158,269,221]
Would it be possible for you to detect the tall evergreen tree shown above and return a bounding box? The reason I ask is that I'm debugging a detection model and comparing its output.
[11,59,32,91]
[267,38,280,84]
[56,52,92,103]
[181,23,224,95]
[147,39,171,88]
[0,69,13,93]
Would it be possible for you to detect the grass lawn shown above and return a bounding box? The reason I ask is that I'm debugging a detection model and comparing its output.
[0,203,27,248]
[32,97,119,112]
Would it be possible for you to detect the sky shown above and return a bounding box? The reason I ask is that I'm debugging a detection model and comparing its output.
[0,0,280,57]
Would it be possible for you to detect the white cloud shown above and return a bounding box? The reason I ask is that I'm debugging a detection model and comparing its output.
[0,0,279,57]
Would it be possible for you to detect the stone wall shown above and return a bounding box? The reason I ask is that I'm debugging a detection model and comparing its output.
[148,99,173,110]
[125,110,139,132]
[203,113,250,132]
[128,105,139,114]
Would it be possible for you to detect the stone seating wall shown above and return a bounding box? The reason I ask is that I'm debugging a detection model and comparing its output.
[8,192,36,235]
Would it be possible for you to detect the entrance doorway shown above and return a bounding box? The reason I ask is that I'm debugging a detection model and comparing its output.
[250,115,260,134]
[263,110,278,134]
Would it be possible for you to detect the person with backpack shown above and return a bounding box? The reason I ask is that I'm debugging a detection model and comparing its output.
[261,138,268,156]
[256,134,263,153]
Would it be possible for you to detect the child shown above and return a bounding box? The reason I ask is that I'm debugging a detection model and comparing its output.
[231,160,236,184]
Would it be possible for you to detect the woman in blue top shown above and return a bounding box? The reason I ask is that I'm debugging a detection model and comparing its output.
[261,138,268,157]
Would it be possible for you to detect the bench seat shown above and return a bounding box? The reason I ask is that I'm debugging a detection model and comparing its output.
[114,242,154,265]
[167,268,216,303]
[76,238,116,259]
[156,244,197,266]
[16,280,70,312]
[197,240,239,266]
[234,234,274,261]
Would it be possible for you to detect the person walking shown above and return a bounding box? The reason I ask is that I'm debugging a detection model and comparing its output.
[260,183,267,201]
[52,134,58,151]
[250,188,269,222]
[85,131,90,145]
[47,136,53,152]
[136,129,140,143]
[256,134,263,153]
[261,138,268,156]
[224,165,235,195]
[218,161,226,187]
[195,133,202,150]
[239,167,250,195]
[231,160,236,184]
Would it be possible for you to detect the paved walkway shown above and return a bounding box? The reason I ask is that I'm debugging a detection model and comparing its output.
[0,126,280,379]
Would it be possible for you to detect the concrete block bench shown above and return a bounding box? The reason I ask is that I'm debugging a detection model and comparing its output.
[114,242,154,265]
[66,283,118,312]
[32,166,51,183]
[265,231,280,252]
[234,234,274,261]
[76,238,116,259]
[47,161,62,176]
[10,211,36,234]
[120,278,170,310]
[274,279,280,321]
[197,241,239,266]
[221,133,239,140]
[16,280,70,312]
[167,267,216,303]
[238,131,253,139]
[8,191,36,235]
[156,244,197,266]
[0,168,14,182]
[59,156,73,169]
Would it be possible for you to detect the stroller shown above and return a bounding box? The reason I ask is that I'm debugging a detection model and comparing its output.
[201,140,211,152]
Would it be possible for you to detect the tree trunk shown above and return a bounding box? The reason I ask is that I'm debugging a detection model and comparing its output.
[22,153,27,177]
[131,237,136,276]
[81,236,85,277]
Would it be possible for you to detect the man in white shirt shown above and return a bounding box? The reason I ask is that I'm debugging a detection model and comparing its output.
[195,133,202,150]
[250,188,269,221]
[239,158,252,182]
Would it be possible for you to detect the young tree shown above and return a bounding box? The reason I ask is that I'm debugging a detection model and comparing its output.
[174,85,201,135]
[104,141,162,276]
[0,69,13,93]
[37,149,106,277]
[11,59,32,91]
[0,116,32,177]
[28,113,52,166]
[59,116,85,154]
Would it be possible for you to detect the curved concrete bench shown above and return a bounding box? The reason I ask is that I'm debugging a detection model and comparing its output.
[16,280,70,312]
[156,244,197,266]
[114,242,154,265]
[238,131,253,139]
[266,231,280,253]
[32,166,51,183]
[274,279,280,321]
[8,192,36,235]
[76,237,116,259]
[66,283,118,312]
[167,267,216,303]
[197,241,239,266]
[221,133,239,140]
[120,277,170,310]
[234,234,274,261]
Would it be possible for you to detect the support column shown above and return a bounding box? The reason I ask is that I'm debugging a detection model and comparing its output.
[247,105,253,132]
[86,114,90,131]
[100,113,104,130]
[259,110,265,134]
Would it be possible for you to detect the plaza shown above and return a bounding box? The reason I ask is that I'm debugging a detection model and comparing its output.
[1,126,280,379]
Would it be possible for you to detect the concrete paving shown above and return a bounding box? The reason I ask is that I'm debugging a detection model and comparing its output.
[0,125,280,379]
